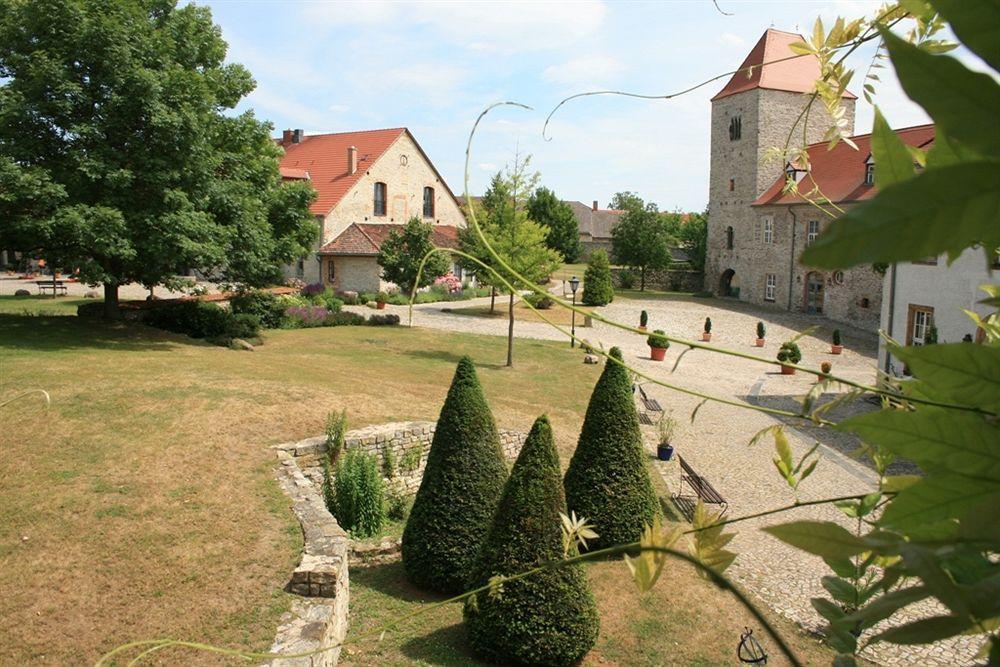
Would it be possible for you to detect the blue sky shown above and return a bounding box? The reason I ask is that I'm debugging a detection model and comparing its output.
[201,0,941,211]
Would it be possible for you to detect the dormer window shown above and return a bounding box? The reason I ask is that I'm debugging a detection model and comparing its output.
[423,186,435,218]
[785,163,806,183]
[374,182,387,216]
[864,155,875,185]
[729,116,742,141]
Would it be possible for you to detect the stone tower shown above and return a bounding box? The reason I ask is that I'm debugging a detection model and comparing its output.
[705,29,856,297]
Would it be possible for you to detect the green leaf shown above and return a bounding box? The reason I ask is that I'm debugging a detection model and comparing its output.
[800,161,1000,267]
[846,585,930,629]
[873,614,974,644]
[822,575,859,605]
[881,473,1000,530]
[881,28,1000,157]
[871,107,916,189]
[812,596,847,622]
[930,0,1000,70]
[825,556,858,579]
[832,654,858,667]
[889,343,1000,414]
[882,475,921,493]
[899,544,970,616]
[763,521,867,560]
[837,409,1000,481]
[926,128,979,169]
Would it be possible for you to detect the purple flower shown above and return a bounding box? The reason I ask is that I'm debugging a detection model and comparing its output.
[301,282,326,297]
[285,305,329,326]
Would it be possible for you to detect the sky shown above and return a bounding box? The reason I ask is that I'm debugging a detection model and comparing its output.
[199,0,946,212]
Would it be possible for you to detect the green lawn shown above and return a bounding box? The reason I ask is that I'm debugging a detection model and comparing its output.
[0,293,88,316]
[1,313,836,665]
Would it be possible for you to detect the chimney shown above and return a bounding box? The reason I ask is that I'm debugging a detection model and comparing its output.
[592,200,598,212]
[292,128,304,144]
[282,129,293,144]
[347,146,357,175]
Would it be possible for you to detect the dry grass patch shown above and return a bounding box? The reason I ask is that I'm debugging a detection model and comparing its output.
[445,299,595,327]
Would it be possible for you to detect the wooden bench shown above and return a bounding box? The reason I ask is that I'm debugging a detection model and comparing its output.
[36,280,67,296]
[638,385,663,413]
[672,455,727,521]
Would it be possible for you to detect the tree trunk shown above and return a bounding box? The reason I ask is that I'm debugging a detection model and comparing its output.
[490,286,497,313]
[103,283,121,320]
[640,266,646,291]
[506,291,515,368]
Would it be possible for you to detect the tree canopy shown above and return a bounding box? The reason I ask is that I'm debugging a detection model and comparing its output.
[611,205,675,290]
[0,0,317,316]
[376,217,450,294]
[663,209,708,271]
[528,186,581,263]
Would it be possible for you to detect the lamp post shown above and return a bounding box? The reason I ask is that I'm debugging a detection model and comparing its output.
[569,275,580,348]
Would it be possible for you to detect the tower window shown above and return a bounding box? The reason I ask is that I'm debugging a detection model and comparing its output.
[729,116,742,141]
[423,186,435,218]
[762,216,773,244]
[726,226,734,250]
[765,273,776,301]
[807,220,820,246]
[729,178,735,192]
[864,161,875,185]
[374,182,387,216]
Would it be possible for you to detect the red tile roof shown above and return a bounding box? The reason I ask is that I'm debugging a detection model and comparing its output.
[713,29,857,101]
[753,124,935,206]
[319,223,460,256]
[278,128,407,215]
[279,167,310,180]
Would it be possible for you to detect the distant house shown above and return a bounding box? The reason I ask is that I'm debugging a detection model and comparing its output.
[878,250,997,377]
[277,128,466,293]
[566,200,623,258]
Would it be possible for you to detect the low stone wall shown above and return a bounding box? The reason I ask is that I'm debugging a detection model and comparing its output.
[611,267,704,293]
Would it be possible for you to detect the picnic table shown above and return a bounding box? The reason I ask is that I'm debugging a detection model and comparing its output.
[36,280,67,296]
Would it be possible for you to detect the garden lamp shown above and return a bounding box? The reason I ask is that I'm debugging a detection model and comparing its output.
[569,276,580,348]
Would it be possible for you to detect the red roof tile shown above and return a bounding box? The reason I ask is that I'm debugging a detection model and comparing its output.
[753,124,935,206]
[713,29,857,101]
[319,223,460,256]
[279,167,310,180]
[278,128,407,215]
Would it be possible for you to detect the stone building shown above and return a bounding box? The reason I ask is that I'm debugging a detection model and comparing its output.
[566,200,624,258]
[277,128,466,293]
[705,29,890,330]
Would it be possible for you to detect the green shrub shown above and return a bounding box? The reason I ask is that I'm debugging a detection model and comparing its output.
[325,311,365,326]
[402,356,508,593]
[639,310,648,328]
[327,448,386,538]
[777,341,803,364]
[647,329,669,349]
[386,492,412,522]
[230,290,285,328]
[522,291,554,310]
[465,415,599,666]
[618,268,636,289]
[704,317,712,333]
[832,328,842,346]
[382,447,397,478]
[757,321,766,339]
[564,347,659,550]
[145,301,232,339]
[321,410,348,512]
[400,446,423,472]
[581,250,614,306]
[76,301,105,318]
[227,313,261,340]
[367,313,400,326]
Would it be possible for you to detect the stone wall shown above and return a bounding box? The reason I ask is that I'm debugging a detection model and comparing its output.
[611,267,704,293]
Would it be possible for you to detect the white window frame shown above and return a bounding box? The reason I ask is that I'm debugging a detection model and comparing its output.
[765,273,776,301]
[807,220,820,246]
[762,216,773,244]
[864,154,875,185]
[912,309,931,346]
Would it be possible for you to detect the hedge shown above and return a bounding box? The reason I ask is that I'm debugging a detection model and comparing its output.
[464,415,599,666]
[401,356,508,593]
[581,249,614,306]
[564,347,659,549]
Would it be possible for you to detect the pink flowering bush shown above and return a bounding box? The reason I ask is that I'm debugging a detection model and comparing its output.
[433,272,462,294]
[285,305,329,327]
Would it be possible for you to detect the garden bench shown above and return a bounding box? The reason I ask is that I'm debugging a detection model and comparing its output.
[638,385,663,413]
[672,455,728,521]
[36,280,67,296]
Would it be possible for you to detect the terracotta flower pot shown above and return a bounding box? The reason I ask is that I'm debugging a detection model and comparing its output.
[831,344,843,355]
[649,346,667,361]
[755,338,765,347]
[780,364,796,375]
[376,301,387,310]
[638,325,647,332]
[701,333,712,342]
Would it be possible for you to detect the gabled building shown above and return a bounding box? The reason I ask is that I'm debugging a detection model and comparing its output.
[277,128,465,293]
[566,200,624,258]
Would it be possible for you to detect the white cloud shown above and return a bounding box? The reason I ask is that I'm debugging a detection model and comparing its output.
[328,104,350,113]
[361,62,469,99]
[244,88,327,129]
[543,55,625,87]
[477,162,497,172]
[717,32,745,47]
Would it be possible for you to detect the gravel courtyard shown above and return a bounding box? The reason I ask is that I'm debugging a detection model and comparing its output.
[388,289,977,666]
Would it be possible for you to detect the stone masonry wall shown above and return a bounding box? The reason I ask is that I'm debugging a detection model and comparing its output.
[611,267,703,293]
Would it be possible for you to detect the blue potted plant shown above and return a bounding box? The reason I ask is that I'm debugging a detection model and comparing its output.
[656,413,678,461]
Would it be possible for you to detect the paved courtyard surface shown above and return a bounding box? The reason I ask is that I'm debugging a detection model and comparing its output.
[0,275,217,301]
[382,288,979,666]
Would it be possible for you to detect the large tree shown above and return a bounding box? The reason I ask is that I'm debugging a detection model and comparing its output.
[377,217,450,295]
[611,205,675,290]
[663,209,708,271]
[528,186,581,263]
[0,0,317,318]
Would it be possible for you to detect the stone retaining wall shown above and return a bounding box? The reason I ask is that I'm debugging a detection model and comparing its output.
[611,267,704,293]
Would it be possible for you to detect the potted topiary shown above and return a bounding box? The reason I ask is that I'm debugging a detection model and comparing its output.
[755,321,766,347]
[831,329,843,354]
[638,310,648,332]
[647,330,669,361]
[777,341,802,375]
[656,414,677,461]
[376,292,388,310]
[701,317,712,342]
[820,361,832,379]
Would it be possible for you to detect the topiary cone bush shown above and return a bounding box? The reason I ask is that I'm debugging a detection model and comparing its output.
[831,328,843,354]
[464,415,599,666]
[581,249,614,306]
[639,309,648,329]
[402,356,509,593]
[704,317,712,333]
[564,347,659,550]
[756,321,766,346]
